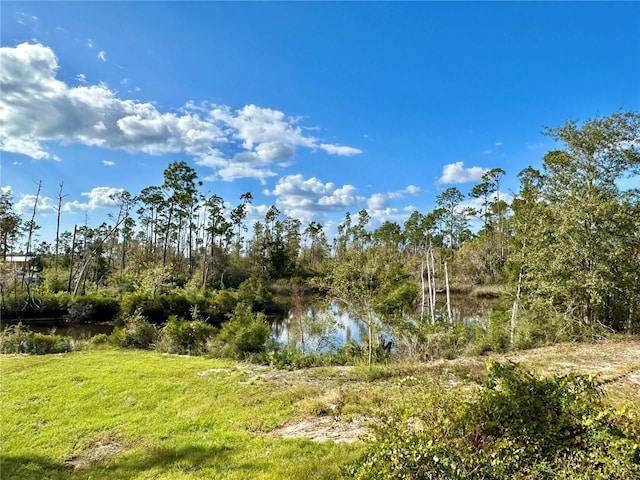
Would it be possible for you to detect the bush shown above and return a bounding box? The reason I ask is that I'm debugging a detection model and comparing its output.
[216,303,270,359]
[0,323,75,354]
[344,361,640,479]
[259,347,350,369]
[117,310,158,349]
[471,308,511,355]
[67,294,120,322]
[156,316,215,355]
[89,333,110,346]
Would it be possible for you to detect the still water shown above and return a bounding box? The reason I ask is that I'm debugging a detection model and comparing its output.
[271,294,498,353]
[4,295,498,351]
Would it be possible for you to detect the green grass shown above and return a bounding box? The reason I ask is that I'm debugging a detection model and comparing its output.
[0,349,363,479]
[2,337,639,479]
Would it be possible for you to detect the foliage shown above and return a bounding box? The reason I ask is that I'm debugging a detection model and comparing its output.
[155,316,216,355]
[236,276,284,315]
[513,110,640,333]
[262,348,342,369]
[345,362,640,479]
[115,310,158,349]
[216,303,270,358]
[416,322,474,360]
[66,294,120,323]
[0,323,77,354]
[5,111,639,361]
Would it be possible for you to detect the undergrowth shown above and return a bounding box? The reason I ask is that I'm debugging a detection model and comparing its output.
[344,361,640,479]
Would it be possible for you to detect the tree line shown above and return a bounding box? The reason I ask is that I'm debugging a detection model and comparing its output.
[1,111,638,349]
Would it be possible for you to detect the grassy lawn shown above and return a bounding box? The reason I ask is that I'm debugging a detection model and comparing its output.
[0,349,364,479]
[2,337,639,479]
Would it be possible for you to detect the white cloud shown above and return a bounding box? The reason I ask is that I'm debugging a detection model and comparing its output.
[0,43,362,182]
[387,185,421,199]
[102,160,115,166]
[1,185,12,196]
[367,193,389,210]
[15,194,56,215]
[495,141,503,147]
[76,73,87,83]
[319,143,362,156]
[97,50,107,62]
[318,184,359,207]
[265,174,361,223]
[369,185,421,211]
[63,186,124,213]
[367,207,408,226]
[438,161,488,184]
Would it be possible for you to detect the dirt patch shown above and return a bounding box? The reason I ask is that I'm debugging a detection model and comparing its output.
[67,440,126,469]
[271,416,370,443]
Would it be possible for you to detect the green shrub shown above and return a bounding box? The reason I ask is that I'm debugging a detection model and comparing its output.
[413,322,474,361]
[42,268,68,293]
[89,333,110,346]
[0,323,75,354]
[345,361,640,479]
[207,289,238,324]
[260,348,346,369]
[108,327,126,346]
[156,316,215,355]
[216,303,270,359]
[67,294,120,322]
[0,323,31,353]
[471,309,511,354]
[118,311,158,349]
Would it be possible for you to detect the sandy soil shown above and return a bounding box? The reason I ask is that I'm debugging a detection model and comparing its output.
[264,337,640,443]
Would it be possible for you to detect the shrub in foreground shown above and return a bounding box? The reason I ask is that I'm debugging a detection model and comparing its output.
[215,303,270,358]
[114,310,158,349]
[156,316,215,355]
[0,323,77,354]
[345,361,640,479]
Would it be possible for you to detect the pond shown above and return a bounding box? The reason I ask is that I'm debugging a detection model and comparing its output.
[271,294,499,353]
[2,294,500,350]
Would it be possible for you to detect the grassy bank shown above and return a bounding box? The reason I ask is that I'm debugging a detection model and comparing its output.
[0,349,365,480]
[2,337,639,479]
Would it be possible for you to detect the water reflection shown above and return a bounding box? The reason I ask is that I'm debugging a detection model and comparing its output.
[272,303,366,353]
[271,294,498,352]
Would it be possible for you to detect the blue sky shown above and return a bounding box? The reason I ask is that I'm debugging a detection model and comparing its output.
[1,1,639,244]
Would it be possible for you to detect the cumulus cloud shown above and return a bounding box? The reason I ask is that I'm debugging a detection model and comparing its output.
[367,193,389,210]
[15,194,57,215]
[97,50,107,62]
[103,160,115,166]
[0,43,362,182]
[438,161,488,184]
[63,186,124,213]
[368,185,421,211]
[264,174,361,223]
